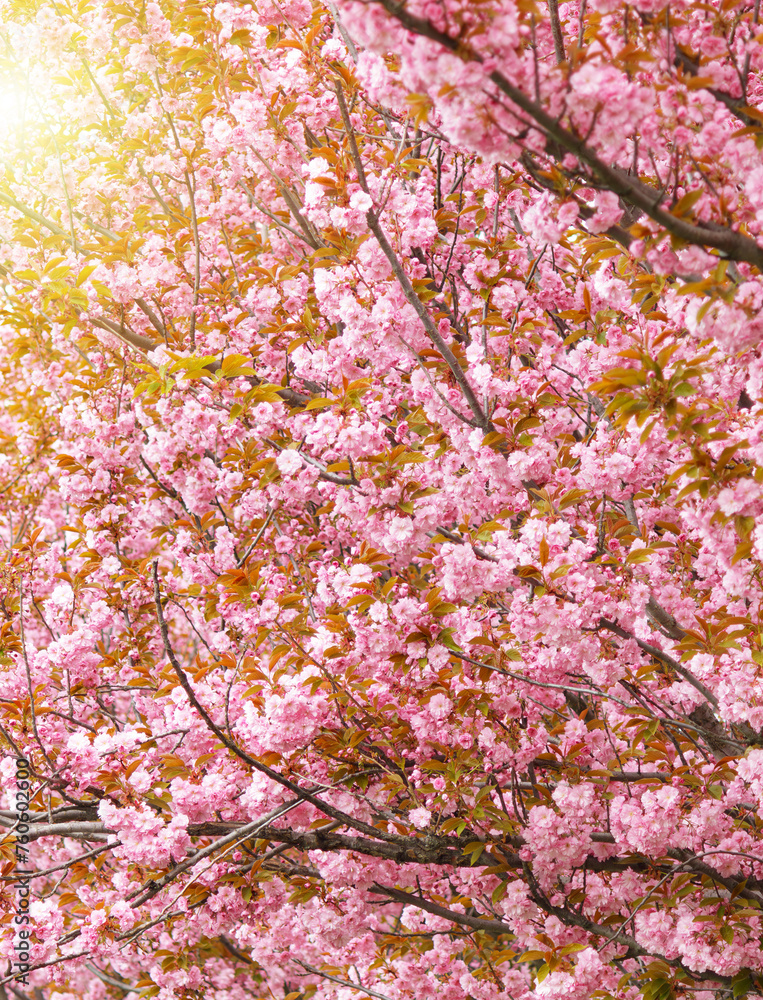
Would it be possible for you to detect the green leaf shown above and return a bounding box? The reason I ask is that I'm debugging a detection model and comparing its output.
[229,29,253,46]
[732,971,753,1000]
[134,379,162,397]
[45,265,71,281]
[89,278,113,299]
[672,188,703,217]
[437,627,462,652]
[432,603,458,617]
[559,943,587,957]
[220,353,256,378]
[168,355,217,374]
[626,547,653,565]
[491,880,509,904]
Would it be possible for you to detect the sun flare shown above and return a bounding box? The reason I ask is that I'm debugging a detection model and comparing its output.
[0,78,30,140]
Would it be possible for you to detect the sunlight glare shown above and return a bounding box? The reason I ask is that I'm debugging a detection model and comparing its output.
[0,77,29,142]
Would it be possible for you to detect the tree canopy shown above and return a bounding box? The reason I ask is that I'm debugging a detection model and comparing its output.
[1,1,763,999]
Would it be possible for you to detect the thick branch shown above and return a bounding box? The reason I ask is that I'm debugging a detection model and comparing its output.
[370,883,513,936]
[373,1,763,269]
[547,0,565,63]
[126,801,307,908]
[90,314,156,352]
[11,813,763,910]
[598,617,719,708]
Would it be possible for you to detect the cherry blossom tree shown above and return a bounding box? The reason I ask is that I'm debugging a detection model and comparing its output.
[0,1,763,998]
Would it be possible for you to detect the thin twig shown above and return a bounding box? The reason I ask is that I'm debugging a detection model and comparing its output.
[18,579,53,769]
[327,2,359,62]
[152,562,397,842]
[294,961,394,1000]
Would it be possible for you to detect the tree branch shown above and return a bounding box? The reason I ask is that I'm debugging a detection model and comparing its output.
[373,0,763,269]
[294,961,394,1000]
[366,212,492,428]
[152,561,399,843]
[370,883,513,935]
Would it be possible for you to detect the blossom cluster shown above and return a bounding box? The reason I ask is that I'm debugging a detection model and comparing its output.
[0,1,762,999]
